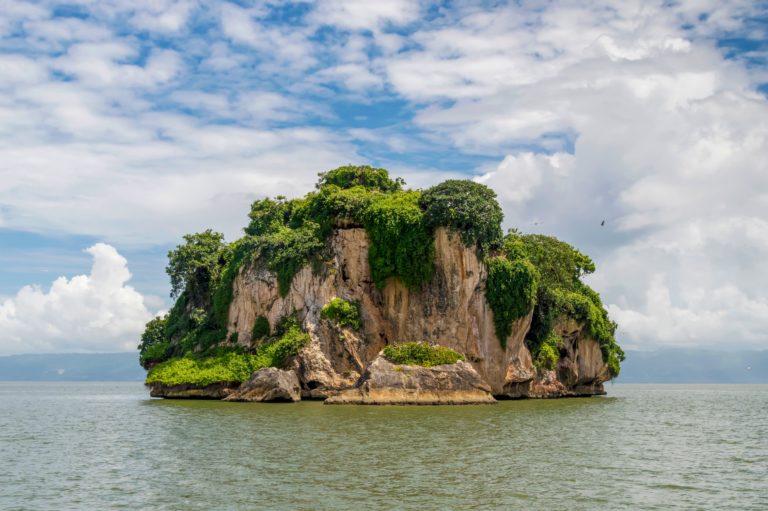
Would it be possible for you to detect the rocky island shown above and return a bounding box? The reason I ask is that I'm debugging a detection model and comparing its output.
[139,166,624,404]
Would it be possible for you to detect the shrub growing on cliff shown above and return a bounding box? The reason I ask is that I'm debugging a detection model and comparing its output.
[485,256,539,348]
[138,315,170,368]
[504,232,624,375]
[363,191,434,289]
[320,297,362,330]
[146,322,309,386]
[504,233,595,292]
[607,349,622,377]
[211,237,259,328]
[256,223,326,296]
[164,291,190,340]
[252,315,270,341]
[525,287,560,357]
[257,322,310,366]
[420,180,503,256]
[242,170,434,293]
[533,332,562,371]
[526,287,624,374]
[382,342,464,367]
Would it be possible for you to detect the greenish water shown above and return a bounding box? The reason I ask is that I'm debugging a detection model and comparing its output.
[1,383,766,510]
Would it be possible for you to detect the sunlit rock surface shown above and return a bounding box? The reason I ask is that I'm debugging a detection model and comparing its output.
[326,355,496,405]
[226,227,611,399]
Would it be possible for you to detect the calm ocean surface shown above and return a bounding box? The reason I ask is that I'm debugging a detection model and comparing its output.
[1,382,766,510]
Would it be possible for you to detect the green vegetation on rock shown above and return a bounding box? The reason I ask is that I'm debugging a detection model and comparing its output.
[240,167,438,291]
[382,342,465,367]
[504,233,595,290]
[485,256,539,348]
[146,321,309,386]
[177,327,228,355]
[256,223,326,296]
[138,316,170,367]
[140,164,623,378]
[146,350,263,387]
[251,315,270,341]
[166,229,227,300]
[211,238,255,328]
[420,180,503,256]
[363,191,434,289]
[316,164,404,192]
[260,319,310,364]
[244,197,292,237]
[533,332,562,371]
[164,291,191,341]
[320,297,362,330]
[504,232,625,376]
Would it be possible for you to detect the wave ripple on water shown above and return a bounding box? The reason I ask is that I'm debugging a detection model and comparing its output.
[1,383,766,510]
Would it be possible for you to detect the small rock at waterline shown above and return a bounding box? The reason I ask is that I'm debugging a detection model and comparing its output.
[224,368,301,402]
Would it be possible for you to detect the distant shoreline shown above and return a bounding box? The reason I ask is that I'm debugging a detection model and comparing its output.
[1,350,766,383]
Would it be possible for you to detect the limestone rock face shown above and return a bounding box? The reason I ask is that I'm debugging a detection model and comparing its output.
[552,318,611,396]
[227,226,613,399]
[224,368,301,402]
[148,382,237,399]
[325,355,496,405]
[501,318,612,398]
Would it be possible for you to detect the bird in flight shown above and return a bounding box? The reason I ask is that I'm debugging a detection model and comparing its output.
[600,219,605,226]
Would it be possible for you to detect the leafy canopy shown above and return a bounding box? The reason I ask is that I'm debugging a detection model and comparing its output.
[245,197,291,237]
[316,164,403,192]
[504,231,624,376]
[138,315,170,368]
[420,180,504,256]
[504,233,595,291]
[166,229,227,299]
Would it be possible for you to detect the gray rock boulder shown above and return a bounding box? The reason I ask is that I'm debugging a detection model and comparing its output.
[325,355,496,405]
[148,382,238,399]
[224,368,301,402]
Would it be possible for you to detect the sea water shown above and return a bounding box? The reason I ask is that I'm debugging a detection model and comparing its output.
[1,382,766,510]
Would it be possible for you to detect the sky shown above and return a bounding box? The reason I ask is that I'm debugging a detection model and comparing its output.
[0,0,767,355]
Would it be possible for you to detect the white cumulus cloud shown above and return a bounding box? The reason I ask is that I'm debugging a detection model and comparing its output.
[1,0,767,353]
[0,244,155,355]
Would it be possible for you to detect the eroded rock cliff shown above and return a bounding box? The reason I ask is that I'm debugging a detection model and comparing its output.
[225,227,612,398]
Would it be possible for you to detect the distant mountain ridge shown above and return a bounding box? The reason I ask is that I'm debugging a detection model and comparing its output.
[0,353,144,381]
[0,349,766,383]
[617,349,768,383]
